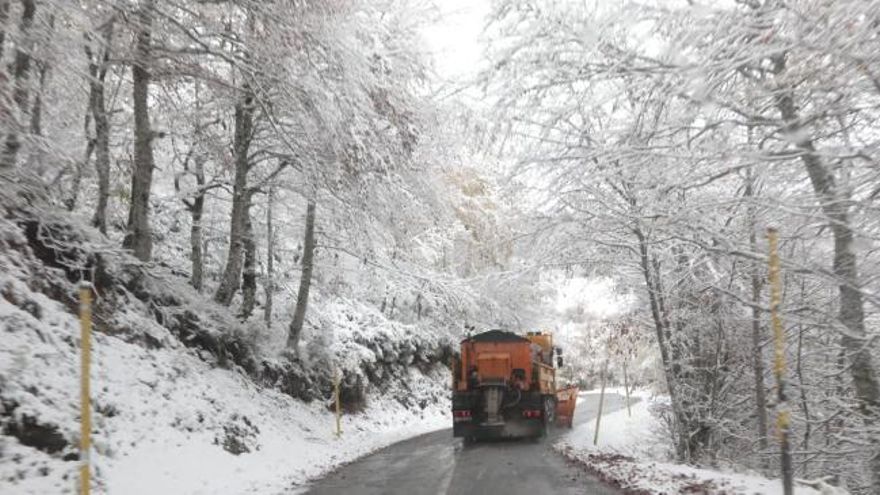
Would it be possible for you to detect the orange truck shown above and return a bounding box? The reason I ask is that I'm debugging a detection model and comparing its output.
[452,329,575,441]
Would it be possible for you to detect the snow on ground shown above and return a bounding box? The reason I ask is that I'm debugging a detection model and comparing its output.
[1,298,449,494]
[0,231,450,495]
[569,388,667,459]
[558,389,829,495]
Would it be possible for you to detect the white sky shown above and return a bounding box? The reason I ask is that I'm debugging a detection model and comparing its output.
[420,2,634,333]
[554,277,631,321]
[420,0,492,82]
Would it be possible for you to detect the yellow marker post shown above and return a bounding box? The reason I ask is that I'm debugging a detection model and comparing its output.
[79,283,92,495]
[334,369,342,438]
[767,228,793,495]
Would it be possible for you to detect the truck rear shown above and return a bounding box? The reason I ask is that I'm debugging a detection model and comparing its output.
[451,329,565,441]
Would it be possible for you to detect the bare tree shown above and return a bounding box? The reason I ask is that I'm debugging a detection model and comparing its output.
[25,12,53,174]
[776,86,880,480]
[239,198,257,320]
[1,0,37,169]
[745,168,769,453]
[174,146,214,291]
[0,0,11,61]
[122,0,157,261]
[287,199,316,350]
[214,85,255,305]
[84,17,114,234]
[483,0,880,487]
[264,183,275,325]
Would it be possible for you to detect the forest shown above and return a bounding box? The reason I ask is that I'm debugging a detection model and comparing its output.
[0,0,878,494]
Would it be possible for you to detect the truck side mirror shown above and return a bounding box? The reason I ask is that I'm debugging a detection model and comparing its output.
[557,356,564,368]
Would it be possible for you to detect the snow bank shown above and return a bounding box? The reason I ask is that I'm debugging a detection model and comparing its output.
[1,271,449,494]
[0,215,451,494]
[557,390,828,495]
[567,388,667,458]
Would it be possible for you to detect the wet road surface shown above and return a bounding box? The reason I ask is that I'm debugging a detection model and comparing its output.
[296,392,629,495]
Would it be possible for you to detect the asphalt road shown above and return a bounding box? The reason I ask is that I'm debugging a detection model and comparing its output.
[296,392,629,495]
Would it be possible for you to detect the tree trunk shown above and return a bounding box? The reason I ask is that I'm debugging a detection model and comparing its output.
[122,0,156,261]
[795,303,811,458]
[0,0,10,61]
[264,184,274,325]
[26,61,47,175]
[189,156,206,291]
[287,199,316,350]
[1,0,37,169]
[634,224,687,461]
[776,90,880,487]
[0,0,10,141]
[239,201,257,320]
[213,87,255,305]
[25,13,52,173]
[86,20,113,234]
[27,58,46,136]
[745,168,769,453]
[66,134,93,211]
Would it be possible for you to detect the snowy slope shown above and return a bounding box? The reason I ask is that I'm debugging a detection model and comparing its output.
[0,206,452,494]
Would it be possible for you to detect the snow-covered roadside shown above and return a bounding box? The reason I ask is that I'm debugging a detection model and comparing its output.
[556,389,828,495]
[0,224,451,495]
[2,298,449,495]
[2,301,449,495]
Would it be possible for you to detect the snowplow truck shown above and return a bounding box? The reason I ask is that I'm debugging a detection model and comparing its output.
[452,330,566,440]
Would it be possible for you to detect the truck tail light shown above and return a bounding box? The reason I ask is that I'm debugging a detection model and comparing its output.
[522,410,542,418]
[453,410,472,421]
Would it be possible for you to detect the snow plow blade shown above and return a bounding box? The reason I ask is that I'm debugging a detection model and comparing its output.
[555,386,578,428]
